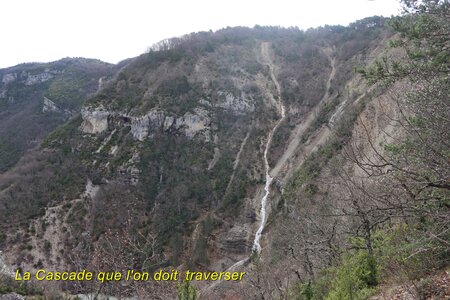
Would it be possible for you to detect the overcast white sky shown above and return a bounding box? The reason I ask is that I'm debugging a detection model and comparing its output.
[0,0,402,68]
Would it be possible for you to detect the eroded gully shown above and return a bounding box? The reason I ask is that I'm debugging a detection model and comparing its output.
[252,42,286,253]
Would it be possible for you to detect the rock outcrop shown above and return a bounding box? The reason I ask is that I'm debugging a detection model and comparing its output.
[216,91,255,114]
[42,97,72,118]
[2,73,17,85]
[174,108,211,139]
[1,69,65,86]
[25,72,54,85]
[0,251,13,277]
[81,107,211,141]
[221,224,253,254]
[0,293,25,300]
[42,97,60,113]
[80,108,110,134]
[131,110,166,141]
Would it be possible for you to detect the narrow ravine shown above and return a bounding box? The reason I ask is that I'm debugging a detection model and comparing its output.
[224,129,251,195]
[270,47,335,179]
[252,42,286,253]
[202,43,286,296]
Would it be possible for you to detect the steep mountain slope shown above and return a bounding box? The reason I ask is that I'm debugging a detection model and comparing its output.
[0,58,115,172]
[5,16,445,299]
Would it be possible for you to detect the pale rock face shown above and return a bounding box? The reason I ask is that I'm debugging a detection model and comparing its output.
[81,108,109,134]
[83,179,100,200]
[43,97,72,118]
[110,145,119,155]
[147,110,166,132]
[25,72,54,85]
[82,106,211,141]
[198,98,212,107]
[131,115,150,141]
[0,90,6,98]
[163,116,175,130]
[216,91,255,114]
[130,108,210,141]
[0,251,14,276]
[128,166,140,185]
[177,108,211,138]
[131,110,165,141]
[42,97,60,113]
[2,73,17,85]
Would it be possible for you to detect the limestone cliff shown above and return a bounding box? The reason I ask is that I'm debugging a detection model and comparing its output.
[80,108,110,134]
[81,107,211,141]
[0,59,114,172]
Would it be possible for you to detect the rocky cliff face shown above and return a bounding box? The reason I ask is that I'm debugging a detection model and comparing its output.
[43,96,73,118]
[0,59,114,172]
[1,68,62,86]
[215,91,255,114]
[2,73,17,85]
[80,108,110,134]
[81,107,211,141]
[24,69,58,85]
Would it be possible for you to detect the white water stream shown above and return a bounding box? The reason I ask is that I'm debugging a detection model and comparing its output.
[190,42,286,297]
[252,43,286,254]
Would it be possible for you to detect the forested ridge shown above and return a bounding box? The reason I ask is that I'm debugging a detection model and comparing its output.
[283,1,450,298]
[0,1,448,299]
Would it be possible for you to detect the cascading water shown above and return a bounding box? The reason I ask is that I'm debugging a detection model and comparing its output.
[252,43,286,254]
[202,42,286,296]
[252,135,275,253]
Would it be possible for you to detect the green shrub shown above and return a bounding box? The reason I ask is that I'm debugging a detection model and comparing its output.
[298,281,314,300]
[0,275,43,296]
[176,280,197,300]
[43,240,52,253]
[324,250,377,300]
[0,232,6,244]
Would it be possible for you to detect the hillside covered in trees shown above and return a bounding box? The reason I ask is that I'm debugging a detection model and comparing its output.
[0,1,448,299]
